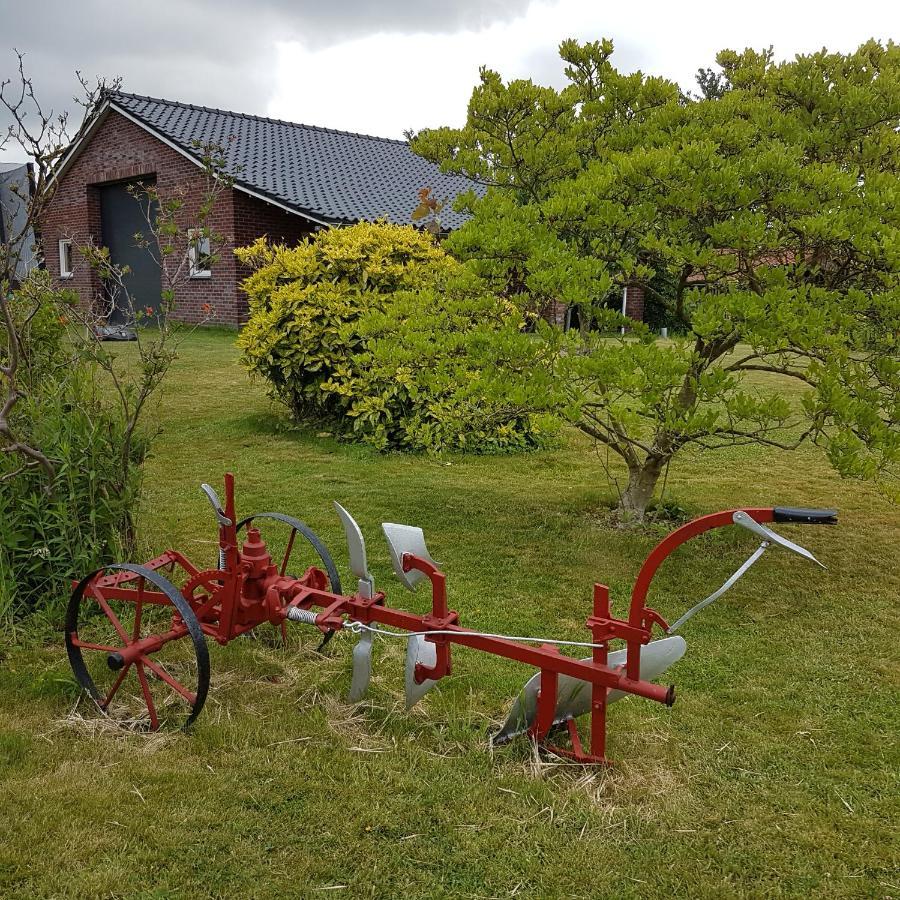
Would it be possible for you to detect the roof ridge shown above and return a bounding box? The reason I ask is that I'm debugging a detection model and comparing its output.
[111,90,410,146]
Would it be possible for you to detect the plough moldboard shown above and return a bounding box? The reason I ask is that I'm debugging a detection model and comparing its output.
[64,473,837,763]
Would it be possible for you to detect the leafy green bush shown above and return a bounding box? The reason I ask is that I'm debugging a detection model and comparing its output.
[0,271,75,387]
[0,276,146,620]
[0,369,146,619]
[237,223,548,452]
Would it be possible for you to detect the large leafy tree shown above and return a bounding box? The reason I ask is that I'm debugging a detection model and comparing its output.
[412,39,900,520]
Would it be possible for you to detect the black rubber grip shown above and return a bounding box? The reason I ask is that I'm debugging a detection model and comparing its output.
[773,507,838,525]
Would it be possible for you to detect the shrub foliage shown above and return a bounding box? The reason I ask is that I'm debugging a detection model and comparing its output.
[0,275,145,619]
[0,374,146,618]
[237,223,548,452]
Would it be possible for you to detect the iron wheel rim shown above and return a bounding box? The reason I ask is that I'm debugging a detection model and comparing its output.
[65,563,210,730]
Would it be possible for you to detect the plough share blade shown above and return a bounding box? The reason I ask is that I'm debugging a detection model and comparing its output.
[333,502,376,702]
[405,634,439,709]
[494,636,687,744]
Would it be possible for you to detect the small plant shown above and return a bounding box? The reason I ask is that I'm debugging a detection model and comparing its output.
[411,186,445,235]
[73,140,231,511]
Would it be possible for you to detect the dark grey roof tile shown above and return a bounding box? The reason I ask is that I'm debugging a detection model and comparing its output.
[110,91,478,228]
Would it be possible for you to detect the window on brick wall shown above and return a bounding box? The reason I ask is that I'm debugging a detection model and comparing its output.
[58,239,74,279]
[188,229,212,278]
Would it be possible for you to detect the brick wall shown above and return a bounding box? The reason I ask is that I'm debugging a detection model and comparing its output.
[623,283,644,322]
[555,285,645,332]
[232,190,315,323]
[40,109,314,326]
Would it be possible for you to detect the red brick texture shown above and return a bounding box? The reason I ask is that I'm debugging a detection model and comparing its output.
[623,284,644,322]
[232,190,315,322]
[553,284,645,331]
[40,109,315,326]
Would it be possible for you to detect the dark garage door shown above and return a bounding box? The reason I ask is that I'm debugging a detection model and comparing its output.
[100,180,161,324]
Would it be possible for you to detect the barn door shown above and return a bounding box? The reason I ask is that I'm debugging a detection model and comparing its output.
[99,180,161,324]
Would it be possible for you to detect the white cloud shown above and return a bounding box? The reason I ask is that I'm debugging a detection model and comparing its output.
[268,0,900,138]
[1,0,897,161]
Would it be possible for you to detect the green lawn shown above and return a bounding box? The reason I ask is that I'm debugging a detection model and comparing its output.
[1,329,897,898]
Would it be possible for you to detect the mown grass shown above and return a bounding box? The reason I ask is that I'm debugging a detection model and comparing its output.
[1,328,897,898]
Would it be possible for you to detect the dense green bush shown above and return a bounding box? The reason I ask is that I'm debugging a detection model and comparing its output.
[0,373,146,619]
[0,272,74,386]
[237,223,549,452]
[0,277,146,620]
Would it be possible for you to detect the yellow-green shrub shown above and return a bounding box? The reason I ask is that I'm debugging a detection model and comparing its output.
[236,223,549,452]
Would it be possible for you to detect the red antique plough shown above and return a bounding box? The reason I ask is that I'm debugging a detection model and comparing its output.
[65,474,836,762]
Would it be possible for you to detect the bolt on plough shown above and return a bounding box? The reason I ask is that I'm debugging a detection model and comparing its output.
[65,473,836,763]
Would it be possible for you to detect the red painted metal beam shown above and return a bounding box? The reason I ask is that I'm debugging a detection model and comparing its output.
[284,587,673,704]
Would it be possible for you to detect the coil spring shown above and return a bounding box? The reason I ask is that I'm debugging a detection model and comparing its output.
[288,607,319,626]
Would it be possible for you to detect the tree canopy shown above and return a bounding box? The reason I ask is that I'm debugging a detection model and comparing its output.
[412,39,900,518]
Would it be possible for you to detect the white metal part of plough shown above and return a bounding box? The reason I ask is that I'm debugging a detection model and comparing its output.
[334,501,443,707]
[382,521,442,708]
[333,502,376,702]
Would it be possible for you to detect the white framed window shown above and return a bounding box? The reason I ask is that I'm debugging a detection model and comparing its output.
[188,229,212,278]
[58,239,74,279]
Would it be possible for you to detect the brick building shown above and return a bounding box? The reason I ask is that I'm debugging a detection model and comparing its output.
[41,91,477,326]
[41,90,645,328]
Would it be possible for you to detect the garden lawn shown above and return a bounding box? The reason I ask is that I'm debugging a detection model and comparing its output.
[0,328,897,898]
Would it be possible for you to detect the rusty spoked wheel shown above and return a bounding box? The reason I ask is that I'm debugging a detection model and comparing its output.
[65,564,210,731]
[236,512,342,649]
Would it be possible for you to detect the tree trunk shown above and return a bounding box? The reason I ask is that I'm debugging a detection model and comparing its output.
[618,455,667,524]
[578,305,593,341]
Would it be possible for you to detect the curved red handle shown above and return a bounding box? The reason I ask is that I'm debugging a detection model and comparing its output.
[622,508,775,679]
[628,508,775,626]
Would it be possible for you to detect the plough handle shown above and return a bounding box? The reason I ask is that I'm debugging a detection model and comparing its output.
[773,506,838,525]
[624,505,836,680]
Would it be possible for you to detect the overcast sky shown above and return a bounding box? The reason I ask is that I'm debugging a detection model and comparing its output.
[1,0,898,162]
